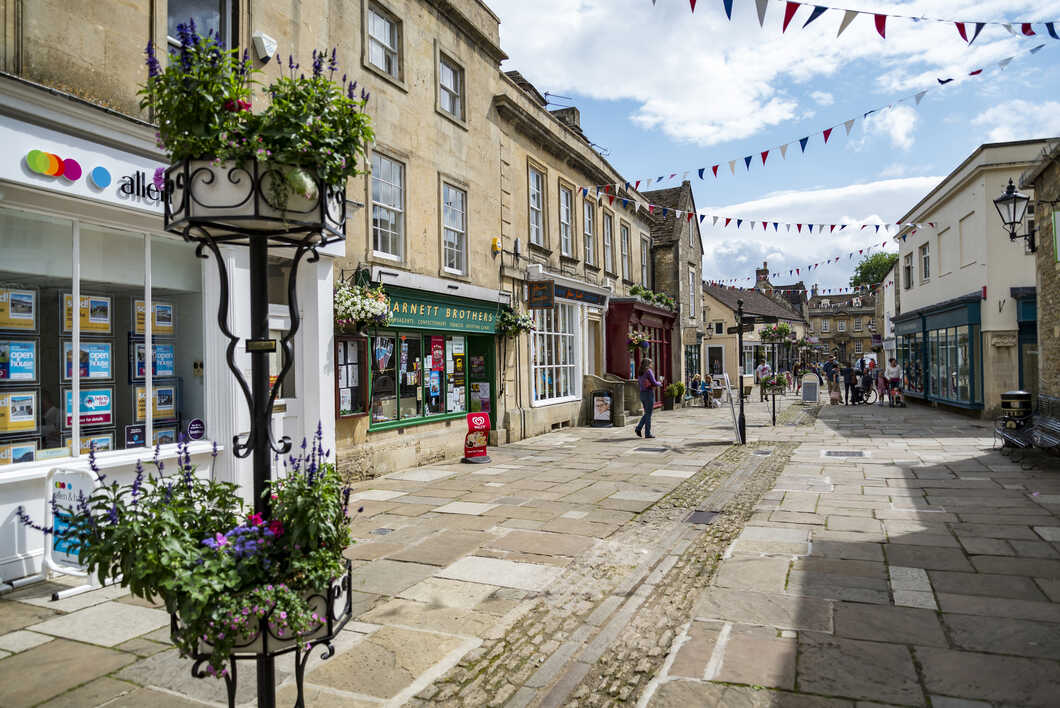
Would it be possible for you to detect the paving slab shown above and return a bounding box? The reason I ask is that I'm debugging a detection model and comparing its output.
[943,613,1060,659]
[936,592,1060,622]
[711,624,797,690]
[432,501,499,516]
[28,601,169,647]
[797,632,924,706]
[387,530,489,567]
[0,639,135,708]
[0,600,61,634]
[359,598,497,637]
[33,677,139,708]
[692,587,833,632]
[834,602,947,646]
[927,571,1047,601]
[437,556,565,592]
[667,619,722,679]
[348,559,439,596]
[397,577,501,610]
[916,647,1060,707]
[384,468,456,482]
[713,557,791,593]
[485,529,596,557]
[4,581,129,612]
[969,555,1060,578]
[0,629,53,653]
[350,489,408,501]
[883,544,974,572]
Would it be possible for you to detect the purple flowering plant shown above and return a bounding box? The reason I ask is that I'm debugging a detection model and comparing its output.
[140,25,373,203]
[18,430,357,677]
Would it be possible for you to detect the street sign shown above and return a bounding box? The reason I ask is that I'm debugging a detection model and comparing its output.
[727,324,754,334]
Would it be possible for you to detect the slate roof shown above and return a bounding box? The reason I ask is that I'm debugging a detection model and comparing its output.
[641,184,694,244]
[703,285,805,322]
[504,71,547,106]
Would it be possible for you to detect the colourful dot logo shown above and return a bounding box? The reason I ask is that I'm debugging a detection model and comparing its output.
[26,150,82,182]
[90,166,112,189]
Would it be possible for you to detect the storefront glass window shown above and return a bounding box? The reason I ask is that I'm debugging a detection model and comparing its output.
[398,334,422,419]
[929,330,940,397]
[532,304,577,403]
[370,334,397,423]
[446,335,466,413]
[956,326,971,402]
[336,339,367,416]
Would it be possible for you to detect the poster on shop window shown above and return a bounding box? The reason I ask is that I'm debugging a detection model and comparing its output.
[0,339,37,382]
[63,341,112,381]
[0,288,37,331]
[0,391,38,435]
[63,294,112,334]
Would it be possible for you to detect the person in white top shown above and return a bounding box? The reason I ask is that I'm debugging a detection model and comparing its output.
[756,359,772,402]
[884,358,905,407]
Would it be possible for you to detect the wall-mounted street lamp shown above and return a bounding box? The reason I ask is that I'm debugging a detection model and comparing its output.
[993,178,1036,253]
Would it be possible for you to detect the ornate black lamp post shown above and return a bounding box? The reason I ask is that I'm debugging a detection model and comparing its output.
[164,161,351,707]
[992,178,1036,253]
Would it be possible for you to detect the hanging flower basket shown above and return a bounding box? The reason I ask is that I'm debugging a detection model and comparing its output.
[760,373,788,393]
[496,308,535,338]
[627,331,647,351]
[334,282,392,334]
[759,322,794,343]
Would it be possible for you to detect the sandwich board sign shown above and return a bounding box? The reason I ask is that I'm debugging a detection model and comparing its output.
[722,373,741,444]
[44,467,97,575]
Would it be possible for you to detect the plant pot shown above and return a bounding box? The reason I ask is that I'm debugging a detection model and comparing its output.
[663,395,674,411]
[165,159,345,242]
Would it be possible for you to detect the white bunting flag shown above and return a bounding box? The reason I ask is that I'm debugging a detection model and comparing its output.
[915,90,928,105]
[999,56,1014,69]
[844,118,855,135]
[780,144,789,159]
[756,0,769,26]
[837,10,858,37]
[729,159,737,175]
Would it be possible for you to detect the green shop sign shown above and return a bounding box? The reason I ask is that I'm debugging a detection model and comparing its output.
[385,288,499,334]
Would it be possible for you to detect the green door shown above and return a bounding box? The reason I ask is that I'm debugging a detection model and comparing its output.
[467,336,496,427]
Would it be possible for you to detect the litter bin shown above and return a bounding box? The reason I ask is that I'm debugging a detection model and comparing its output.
[591,390,613,428]
[1000,390,1033,430]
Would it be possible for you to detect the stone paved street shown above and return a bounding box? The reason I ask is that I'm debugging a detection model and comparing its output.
[2,395,1059,707]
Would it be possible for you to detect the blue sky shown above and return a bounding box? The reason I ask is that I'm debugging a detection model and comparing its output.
[487,0,1060,291]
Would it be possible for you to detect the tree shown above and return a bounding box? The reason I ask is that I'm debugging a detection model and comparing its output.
[849,252,898,288]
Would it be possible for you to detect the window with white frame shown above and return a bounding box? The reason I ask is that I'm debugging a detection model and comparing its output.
[838,320,846,332]
[822,320,830,333]
[602,212,614,273]
[438,53,464,121]
[168,0,232,46]
[688,268,696,319]
[854,318,862,332]
[640,237,650,287]
[532,303,578,404]
[529,167,544,246]
[903,253,913,289]
[855,341,863,354]
[371,152,404,259]
[559,187,573,257]
[919,243,930,281]
[367,4,401,79]
[583,201,595,265]
[620,224,631,280]
[442,183,466,274]
[713,321,724,335]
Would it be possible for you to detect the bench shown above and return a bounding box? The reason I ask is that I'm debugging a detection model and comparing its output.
[997,394,1060,460]
[1032,414,1060,451]
[996,421,1034,449]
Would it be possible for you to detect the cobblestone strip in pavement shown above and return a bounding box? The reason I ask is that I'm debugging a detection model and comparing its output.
[410,441,794,708]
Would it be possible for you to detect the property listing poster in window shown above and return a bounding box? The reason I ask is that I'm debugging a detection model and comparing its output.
[63,294,112,335]
[63,432,115,455]
[0,288,37,331]
[63,341,113,380]
[134,300,176,337]
[63,388,113,428]
[0,439,37,465]
[0,390,37,434]
[134,383,178,422]
[0,339,37,382]
[133,342,176,379]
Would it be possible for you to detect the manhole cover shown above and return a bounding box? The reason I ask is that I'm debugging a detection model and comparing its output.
[753,449,773,456]
[635,447,668,453]
[687,510,719,524]
[370,528,393,535]
[823,450,865,457]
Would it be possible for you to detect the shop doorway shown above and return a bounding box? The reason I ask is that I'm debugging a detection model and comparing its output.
[708,346,724,377]
[467,335,496,427]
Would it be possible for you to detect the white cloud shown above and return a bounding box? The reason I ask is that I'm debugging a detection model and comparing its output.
[489,0,1046,147]
[699,176,940,290]
[810,91,835,107]
[863,105,919,150]
[970,100,1060,142]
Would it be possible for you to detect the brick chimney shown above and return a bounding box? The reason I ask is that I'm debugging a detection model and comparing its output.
[755,261,770,290]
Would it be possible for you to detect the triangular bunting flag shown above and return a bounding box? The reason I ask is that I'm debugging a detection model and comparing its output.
[1002,23,1017,35]
[1047,22,1059,39]
[687,211,694,222]
[915,90,928,105]
[874,14,886,38]
[999,57,1014,69]
[799,136,809,152]
[723,0,734,20]
[1032,43,1045,54]
[690,1,697,13]
[837,9,858,37]
[782,2,800,33]
[844,118,855,135]
[724,218,732,227]
[744,155,753,170]
[712,164,720,178]
[874,225,880,233]
[761,150,769,165]
[780,144,789,159]
[830,225,836,233]
[755,0,769,26]
[697,168,705,179]
[969,69,982,76]
[699,214,706,223]
[808,224,814,233]
[622,198,629,208]
[797,224,802,232]
[823,127,833,143]
[955,22,968,42]
[634,180,641,190]
[736,218,743,229]
[729,160,737,175]
[803,5,827,28]
[762,221,767,230]
[773,223,779,231]
[967,21,986,44]
[712,216,719,227]
[938,78,954,85]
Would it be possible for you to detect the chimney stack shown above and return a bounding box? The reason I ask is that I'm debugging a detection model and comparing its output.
[755,261,770,290]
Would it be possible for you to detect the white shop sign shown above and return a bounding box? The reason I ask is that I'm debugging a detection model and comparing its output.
[44,467,99,575]
[0,115,165,214]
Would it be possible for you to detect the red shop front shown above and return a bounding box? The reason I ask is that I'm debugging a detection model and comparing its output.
[605,299,675,405]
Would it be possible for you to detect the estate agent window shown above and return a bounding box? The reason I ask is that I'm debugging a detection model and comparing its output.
[438,54,464,121]
[367,4,401,80]
[371,152,404,260]
[583,201,596,266]
[0,206,205,468]
[559,186,573,257]
[602,212,614,273]
[442,183,467,275]
[529,167,545,246]
[532,304,577,404]
[620,224,631,280]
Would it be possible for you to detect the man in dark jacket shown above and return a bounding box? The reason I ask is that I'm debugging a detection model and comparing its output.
[840,361,856,405]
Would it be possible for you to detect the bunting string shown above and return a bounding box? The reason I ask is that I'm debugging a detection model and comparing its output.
[705,239,896,284]
[671,0,1059,46]
[578,40,1050,195]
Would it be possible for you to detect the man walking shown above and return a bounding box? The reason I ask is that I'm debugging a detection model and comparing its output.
[756,359,772,402]
[822,355,838,396]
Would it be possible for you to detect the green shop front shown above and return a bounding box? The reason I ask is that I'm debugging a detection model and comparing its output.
[893,293,983,409]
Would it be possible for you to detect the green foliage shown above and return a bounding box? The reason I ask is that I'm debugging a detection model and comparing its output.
[140,29,373,189]
[758,322,794,343]
[665,382,686,398]
[20,435,355,677]
[849,252,899,288]
[496,308,535,338]
[629,284,676,311]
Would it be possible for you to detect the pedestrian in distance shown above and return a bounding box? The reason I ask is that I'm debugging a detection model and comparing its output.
[884,357,906,407]
[822,355,838,395]
[756,359,772,402]
[635,357,663,438]
[793,361,803,395]
[840,360,856,405]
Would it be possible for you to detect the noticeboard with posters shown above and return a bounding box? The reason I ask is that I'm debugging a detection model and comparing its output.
[0,288,37,331]
[63,294,112,335]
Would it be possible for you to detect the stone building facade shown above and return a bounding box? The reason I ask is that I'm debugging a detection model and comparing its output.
[807,288,878,364]
[1020,141,1060,406]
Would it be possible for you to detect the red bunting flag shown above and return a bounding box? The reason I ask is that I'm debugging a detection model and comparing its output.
[859,249,864,254]
[725,218,732,227]
[830,225,836,233]
[761,150,769,165]
[712,165,719,178]
[783,2,800,33]
[1022,23,1035,36]
[969,69,982,76]
[649,205,655,214]
[796,268,800,275]
[634,180,641,190]
[689,0,697,12]
[822,128,833,143]
[874,14,887,38]
[762,221,768,231]
[797,224,802,232]
[956,22,968,42]
[687,212,694,222]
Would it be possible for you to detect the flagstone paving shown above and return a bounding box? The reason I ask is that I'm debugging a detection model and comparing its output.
[2,394,1060,707]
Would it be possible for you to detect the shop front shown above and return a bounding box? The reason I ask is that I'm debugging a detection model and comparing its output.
[0,82,341,583]
[605,299,675,403]
[335,268,507,473]
[894,295,983,410]
[1013,287,1038,398]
